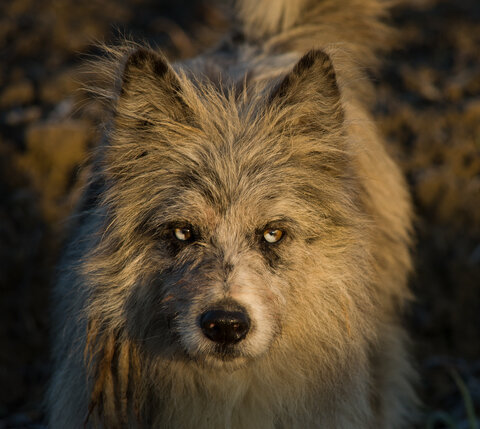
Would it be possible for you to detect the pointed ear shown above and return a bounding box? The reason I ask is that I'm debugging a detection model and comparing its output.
[269,50,343,131]
[117,47,192,124]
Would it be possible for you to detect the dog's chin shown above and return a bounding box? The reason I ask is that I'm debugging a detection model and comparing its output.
[201,354,249,372]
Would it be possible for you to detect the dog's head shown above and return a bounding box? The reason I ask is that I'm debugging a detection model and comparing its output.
[86,47,377,371]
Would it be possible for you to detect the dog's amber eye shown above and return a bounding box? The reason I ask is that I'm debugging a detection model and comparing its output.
[263,229,283,243]
[174,227,192,241]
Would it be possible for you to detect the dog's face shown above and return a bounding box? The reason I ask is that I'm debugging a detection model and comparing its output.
[91,48,371,370]
[138,196,296,369]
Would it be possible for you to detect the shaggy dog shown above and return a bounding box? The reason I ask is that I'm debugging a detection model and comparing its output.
[48,0,416,427]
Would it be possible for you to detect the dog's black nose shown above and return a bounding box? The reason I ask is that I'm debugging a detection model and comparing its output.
[200,309,250,345]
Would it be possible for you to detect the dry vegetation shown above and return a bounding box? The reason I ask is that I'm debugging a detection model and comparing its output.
[0,0,478,427]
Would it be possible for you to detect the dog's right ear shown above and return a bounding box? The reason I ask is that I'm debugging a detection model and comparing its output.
[268,50,344,133]
[116,48,192,124]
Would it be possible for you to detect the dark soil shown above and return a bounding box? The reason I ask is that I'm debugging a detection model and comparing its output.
[0,0,478,427]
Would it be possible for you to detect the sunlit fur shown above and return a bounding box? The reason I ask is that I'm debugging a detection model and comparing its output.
[48,0,416,428]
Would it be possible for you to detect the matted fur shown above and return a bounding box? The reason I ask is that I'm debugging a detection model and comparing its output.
[48,0,416,428]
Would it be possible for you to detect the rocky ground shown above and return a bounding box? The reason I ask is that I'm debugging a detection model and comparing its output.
[0,0,479,427]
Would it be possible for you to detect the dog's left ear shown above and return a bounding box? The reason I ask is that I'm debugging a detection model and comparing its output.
[116,47,193,125]
[269,50,344,129]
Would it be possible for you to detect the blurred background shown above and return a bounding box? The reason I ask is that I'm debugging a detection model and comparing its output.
[0,0,478,427]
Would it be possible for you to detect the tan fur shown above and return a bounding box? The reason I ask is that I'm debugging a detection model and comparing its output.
[48,1,416,428]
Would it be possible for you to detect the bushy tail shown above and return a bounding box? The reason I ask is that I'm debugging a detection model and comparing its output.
[236,0,395,69]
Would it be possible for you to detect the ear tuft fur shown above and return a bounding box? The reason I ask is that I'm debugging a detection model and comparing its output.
[121,48,170,93]
[272,50,340,103]
[270,49,344,130]
[117,47,193,125]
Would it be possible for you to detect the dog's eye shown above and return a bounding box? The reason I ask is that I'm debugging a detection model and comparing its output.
[173,227,192,242]
[263,228,284,244]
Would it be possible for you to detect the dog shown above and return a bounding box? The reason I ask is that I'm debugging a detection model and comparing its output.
[48,0,416,427]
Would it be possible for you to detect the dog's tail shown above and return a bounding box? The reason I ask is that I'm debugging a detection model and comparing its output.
[235,0,395,69]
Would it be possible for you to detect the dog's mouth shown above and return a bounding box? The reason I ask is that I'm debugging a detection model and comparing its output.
[192,345,250,371]
[211,343,243,360]
[184,335,248,362]
[179,328,252,370]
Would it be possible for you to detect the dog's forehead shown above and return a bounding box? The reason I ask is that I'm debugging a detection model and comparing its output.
[175,179,294,230]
